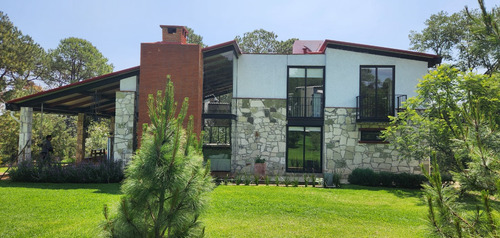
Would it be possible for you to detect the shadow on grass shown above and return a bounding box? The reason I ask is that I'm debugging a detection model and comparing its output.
[0,180,122,195]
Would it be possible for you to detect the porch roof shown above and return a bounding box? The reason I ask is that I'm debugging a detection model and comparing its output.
[6,66,140,117]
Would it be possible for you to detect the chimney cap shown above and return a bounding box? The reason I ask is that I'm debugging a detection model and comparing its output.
[160,25,189,34]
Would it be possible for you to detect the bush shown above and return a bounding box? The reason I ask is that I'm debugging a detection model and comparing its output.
[348,168,427,189]
[10,160,123,183]
[348,168,379,186]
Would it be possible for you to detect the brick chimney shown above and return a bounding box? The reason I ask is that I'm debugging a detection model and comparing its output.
[160,25,188,44]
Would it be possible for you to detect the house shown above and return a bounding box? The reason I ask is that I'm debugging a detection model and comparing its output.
[6,25,441,178]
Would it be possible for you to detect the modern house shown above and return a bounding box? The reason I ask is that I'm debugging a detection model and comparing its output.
[6,25,441,178]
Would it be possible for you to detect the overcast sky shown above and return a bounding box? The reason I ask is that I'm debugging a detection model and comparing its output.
[2,0,493,71]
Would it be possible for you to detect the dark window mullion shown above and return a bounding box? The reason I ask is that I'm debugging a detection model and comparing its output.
[302,127,306,172]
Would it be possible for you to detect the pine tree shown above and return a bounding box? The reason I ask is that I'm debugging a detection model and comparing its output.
[103,76,213,237]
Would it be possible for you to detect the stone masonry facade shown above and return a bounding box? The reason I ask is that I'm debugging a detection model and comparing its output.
[232,99,422,179]
[113,91,137,164]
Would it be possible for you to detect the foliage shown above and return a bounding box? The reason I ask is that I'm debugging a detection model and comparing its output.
[235,29,298,54]
[409,3,499,73]
[9,160,123,183]
[103,78,213,237]
[253,174,259,186]
[303,174,309,187]
[244,174,251,186]
[0,11,47,103]
[47,37,113,87]
[185,27,206,48]
[384,65,500,192]
[332,173,342,188]
[85,118,111,156]
[348,168,426,189]
[254,155,265,163]
[264,175,270,186]
[422,156,499,237]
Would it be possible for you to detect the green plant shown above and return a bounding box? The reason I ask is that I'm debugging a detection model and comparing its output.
[284,175,291,187]
[303,174,309,187]
[253,174,260,186]
[332,173,341,188]
[348,168,379,186]
[244,174,251,186]
[311,174,317,187]
[378,171,394,187]
[275,174,280,186]
[103,78,213,237]
[255,155,265,164]
[223,174,229,185]
[235,174,242,186]
[264,175,270,186]
[292,175,299,187]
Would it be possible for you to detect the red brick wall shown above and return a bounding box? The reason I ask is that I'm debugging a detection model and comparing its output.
[138,42,203,144]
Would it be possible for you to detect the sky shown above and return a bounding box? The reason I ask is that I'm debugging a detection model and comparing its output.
[2,0,494,71]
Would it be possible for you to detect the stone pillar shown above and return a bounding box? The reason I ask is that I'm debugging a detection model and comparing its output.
[113,91,136,164]
[76,113,87,162]
[18,107,33,162]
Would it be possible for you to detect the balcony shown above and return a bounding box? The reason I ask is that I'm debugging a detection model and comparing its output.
[356,94,406,122]
[287,96,324,118]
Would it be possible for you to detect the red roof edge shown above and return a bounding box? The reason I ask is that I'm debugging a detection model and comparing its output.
[319,39,440,59]
[8,66,140,104]
[202,40,241,55]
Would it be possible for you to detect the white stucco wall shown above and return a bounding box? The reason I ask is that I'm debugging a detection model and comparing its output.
[235,50,430,105]
[120,76,138,91]
[324,48,429,108]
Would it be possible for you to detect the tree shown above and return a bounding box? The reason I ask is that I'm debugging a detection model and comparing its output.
[47,37,113,87]
[384,64,500,236]
[409,3,499,74]
[103,77,213,237]
[185,27,206,48]
[235,29,298,54]
[0,11,47,102]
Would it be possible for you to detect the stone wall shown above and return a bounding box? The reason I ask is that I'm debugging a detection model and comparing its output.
[113,91,136,164]
[231,100,423,179]
[232,98,287,175]
[323,107,422,180]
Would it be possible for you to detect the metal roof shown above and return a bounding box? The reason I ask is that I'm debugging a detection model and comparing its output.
[6,66,140,117]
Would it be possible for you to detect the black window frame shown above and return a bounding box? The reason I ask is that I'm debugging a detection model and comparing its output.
[286,66,326,120]
[358,65,396,121]
[358,128,389,144]
[285,125,323,173]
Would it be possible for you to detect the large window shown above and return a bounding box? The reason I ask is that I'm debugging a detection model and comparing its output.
[287,67,324,118]
[358,66,395,121]
[286,126,322,173]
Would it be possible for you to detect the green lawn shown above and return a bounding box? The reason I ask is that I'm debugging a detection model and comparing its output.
[0,181,428,237]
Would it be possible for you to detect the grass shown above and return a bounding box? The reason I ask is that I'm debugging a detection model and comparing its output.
[203,185,427,238]
[0,181,430,237]
[0,166,8,173]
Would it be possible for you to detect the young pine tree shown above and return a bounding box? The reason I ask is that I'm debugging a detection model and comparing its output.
[103,77,213,238]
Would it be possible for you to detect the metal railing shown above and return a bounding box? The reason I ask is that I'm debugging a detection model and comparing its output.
[287,96,324,118]
[204,102,231,114]
[356,94,407,121]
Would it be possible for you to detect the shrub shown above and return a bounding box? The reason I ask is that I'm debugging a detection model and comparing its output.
[378,171,394,187]
[348,168,379,186]
[10,160,124,183]
[332,173,342,188]
[348,168,427,189]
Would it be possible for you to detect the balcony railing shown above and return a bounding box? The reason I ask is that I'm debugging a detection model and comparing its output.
[356,94,407,122]
[204,102,231,114]
[287,96,324,118]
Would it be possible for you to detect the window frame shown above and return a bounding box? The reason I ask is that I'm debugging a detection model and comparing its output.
[358,65,396,121]
[286,66,326,120]
[358,128,389,144]
[285,125,323,173]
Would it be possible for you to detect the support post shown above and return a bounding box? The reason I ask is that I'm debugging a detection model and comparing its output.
[113,91,136,165]
[76,113,88,162]
[18,107,33,162]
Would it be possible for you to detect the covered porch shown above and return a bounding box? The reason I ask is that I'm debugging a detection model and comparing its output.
[6,66,140,164]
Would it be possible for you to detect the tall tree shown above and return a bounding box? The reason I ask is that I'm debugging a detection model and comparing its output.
[409,3,500,74]
[0,11,47,102]
[103,77,213,237]
[47,37,113,87]
[185,27,206,48]
[235,29,298,54]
